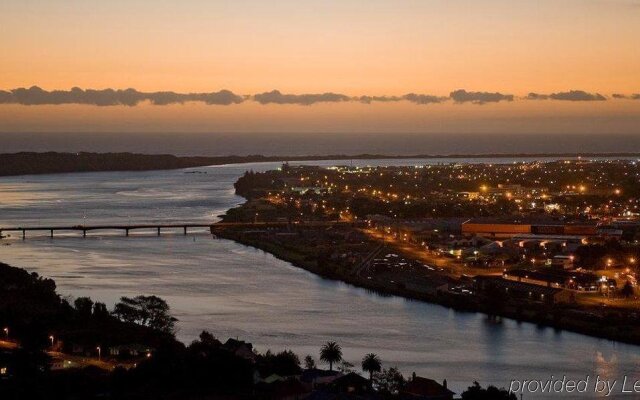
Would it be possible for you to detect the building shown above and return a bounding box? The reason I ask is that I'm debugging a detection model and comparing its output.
[401,376,455,400]
[503,269,601,291]
[462,216,599,239]
[474,275,574,304]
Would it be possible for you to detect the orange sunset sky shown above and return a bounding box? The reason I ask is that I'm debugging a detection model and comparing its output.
[1,0,639,133]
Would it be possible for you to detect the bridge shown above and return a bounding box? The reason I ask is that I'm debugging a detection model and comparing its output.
[0,221,365,239]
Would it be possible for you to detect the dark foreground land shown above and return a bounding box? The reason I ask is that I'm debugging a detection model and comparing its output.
[2,151,640,177]
[0,261,514,400]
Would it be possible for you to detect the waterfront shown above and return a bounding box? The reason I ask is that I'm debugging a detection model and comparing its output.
[2,159,640,398]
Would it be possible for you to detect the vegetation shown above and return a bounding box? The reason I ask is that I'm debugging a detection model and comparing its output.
[373,367,405,395]
[320,341,343,371]
[461,381,517,400]
[361,353,382,380]
[112,295,177,334]
[304,354,316,369]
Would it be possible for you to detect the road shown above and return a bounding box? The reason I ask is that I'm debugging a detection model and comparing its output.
[0,340,133,371]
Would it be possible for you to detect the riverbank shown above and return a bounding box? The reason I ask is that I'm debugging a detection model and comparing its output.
[215,226,640,347]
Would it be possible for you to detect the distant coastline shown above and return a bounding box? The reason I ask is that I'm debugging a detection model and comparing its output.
[1,151,640,177]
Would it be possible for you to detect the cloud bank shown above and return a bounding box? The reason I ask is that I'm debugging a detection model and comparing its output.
[450,89,514,104]
[0,86,245,106]
[612,93,640,100]
[253,90,350,105]
[0,86,637,107]
[357,94,446,105]
[526,90,607,101]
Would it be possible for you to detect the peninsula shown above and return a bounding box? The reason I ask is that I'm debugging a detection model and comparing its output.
[2,151,640,177]
[214,161,640,345]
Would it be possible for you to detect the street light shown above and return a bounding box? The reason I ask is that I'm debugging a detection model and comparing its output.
[3,327,8,339]
[49,335,54,347]
[96,346,101,361]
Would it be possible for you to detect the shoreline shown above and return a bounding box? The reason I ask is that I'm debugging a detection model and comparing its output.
[1,151,640,178]
[215,229,640,347]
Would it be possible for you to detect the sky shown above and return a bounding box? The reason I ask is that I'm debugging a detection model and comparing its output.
[1,0,639,134]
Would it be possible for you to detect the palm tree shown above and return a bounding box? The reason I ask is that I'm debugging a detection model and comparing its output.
[361,353,382,380]
[320,341,343,371]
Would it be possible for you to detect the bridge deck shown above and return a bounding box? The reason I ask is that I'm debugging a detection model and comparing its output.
[0,221,363,239]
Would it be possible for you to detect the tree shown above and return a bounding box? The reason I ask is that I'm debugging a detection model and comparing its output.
[272,350,301,376]
[362,353,382,380]
[304,355,316,370]
[112,295,177,334]
[338,360,355,373]
[320,341,342,371]
[198,330,220,346]
[461,381,517,400]
[621,281,635,298]
[373,367,405,395]
[92,302,109,318]
[74,297,94,319]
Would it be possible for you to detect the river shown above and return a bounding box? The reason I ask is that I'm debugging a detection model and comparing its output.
[1,158,639,398]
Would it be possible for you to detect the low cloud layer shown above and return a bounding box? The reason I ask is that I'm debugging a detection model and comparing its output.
[357,94,446,105]
[0,86,245,106]
[0,86,637,107]
[526,90,607,101]
[450,89,514,104]
[612,93,640,100]
[253,90,350,105]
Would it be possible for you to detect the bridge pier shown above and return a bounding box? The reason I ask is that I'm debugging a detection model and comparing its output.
[125,228,129,237]
[83,229,87,238]
[50,229,54,238]
[183,226,187,235]
[157,227,161,236]
[22,230,25,240]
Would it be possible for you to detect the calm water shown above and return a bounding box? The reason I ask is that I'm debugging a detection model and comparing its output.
[1,158,640,399]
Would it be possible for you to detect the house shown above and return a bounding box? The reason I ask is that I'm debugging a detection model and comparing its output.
[255,378,310,400]
[109,344,153,358]
[551,255,574,269]
[331,372,371,395]
[305,372,378,400]
[401,376,454,400]
[301,368,343,389]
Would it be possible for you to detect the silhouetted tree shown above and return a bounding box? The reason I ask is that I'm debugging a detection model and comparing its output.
[198,330,220,346]
[338,360,355,373]
[320,341,343,371]
[112,295,177,334]
[259,349,301,376]
[373,367,405,395]
[304,355,316,370]
[74,297,94,319]
[461,381,517,400]
[362,353,382,380]
[92,302,109,319]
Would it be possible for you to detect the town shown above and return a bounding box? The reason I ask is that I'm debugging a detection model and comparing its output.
[218,160,640,343]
